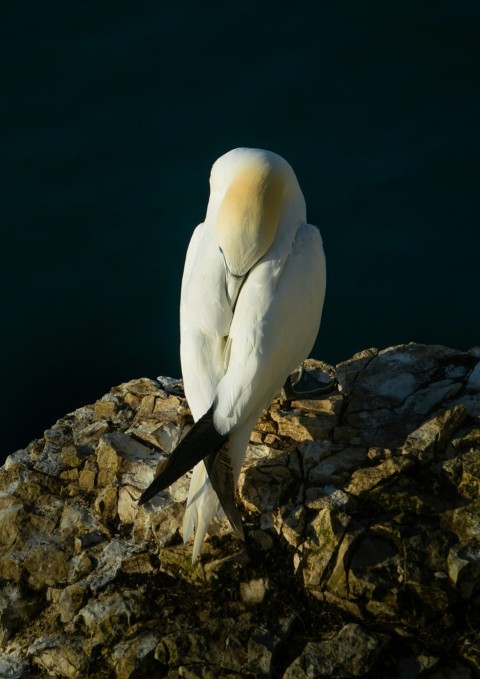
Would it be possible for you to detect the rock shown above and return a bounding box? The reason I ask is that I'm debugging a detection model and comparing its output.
[28,635,87,677]
[110,631,163,678]
[0,652,30,679]
[238,447,293,512]
[75,590,143,643]
[58,582,88,623]
[283,623,386,678]
[239,578,267,604]
[0,584,44,644]
[0,346,479,677]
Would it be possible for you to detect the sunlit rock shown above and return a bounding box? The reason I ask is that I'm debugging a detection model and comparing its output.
[0,344,479,677]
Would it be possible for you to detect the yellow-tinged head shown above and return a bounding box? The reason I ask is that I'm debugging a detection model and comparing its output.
[210,148,302,276]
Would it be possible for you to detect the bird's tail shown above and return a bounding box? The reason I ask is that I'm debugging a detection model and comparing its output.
[183,461,223,561]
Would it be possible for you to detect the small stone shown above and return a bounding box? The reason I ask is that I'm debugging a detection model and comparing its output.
[93,399,117,421]
[94,485,118,522]
[58,583,88,623]
[75,420,110,444]
[240,578,267,605]
[118,485,140,524]
[78,458,98,492]
[60,468,79,482]
[68,552,93,583]
[86,538,134,593]
[60,445,89,468]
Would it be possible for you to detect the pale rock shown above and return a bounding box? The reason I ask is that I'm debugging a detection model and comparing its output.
[96,431,163,488]
[94,484,118,521]
[1,348,479,678]
[270,406,335,441]
[283,623,386,678]
[93,398,117,421]
[402,404,466,461]
[28,635,87,677]
[2,449,31,471]
[60,444,91,468]
[239,578,267,605]
[23,541,69,589]
[308,445,368,484]
[60,500,105,538]
[67,551,93,583]
[74,419,109,444]
[118,484,140,524]
[111,631,162,679]
[0,504,24,550]
[238,449,293,512]
[78,457,97,492]
[86,538,134,593]
[457,448,480,499]
[279,503,306,546]
[58,582,88,623]
[335,347,378,394]
[450,500,480,542]
[302,506,351,591]
[75,590,142,642]
[401,379,463,415]
[0,652,30,679]
[298,439,338,471]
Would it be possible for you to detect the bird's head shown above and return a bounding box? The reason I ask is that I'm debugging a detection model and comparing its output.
[209,148,303,276]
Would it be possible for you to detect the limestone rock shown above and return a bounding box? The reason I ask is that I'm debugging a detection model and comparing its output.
[283,623,387,678]
[1,345,479,677]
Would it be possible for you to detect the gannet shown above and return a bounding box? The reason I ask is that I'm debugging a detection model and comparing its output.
[139,147,326,560]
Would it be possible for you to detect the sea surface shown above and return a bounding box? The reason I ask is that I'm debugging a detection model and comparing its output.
[2,2,479,459]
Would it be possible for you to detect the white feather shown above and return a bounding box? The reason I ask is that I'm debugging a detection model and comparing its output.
[179,147,326,559]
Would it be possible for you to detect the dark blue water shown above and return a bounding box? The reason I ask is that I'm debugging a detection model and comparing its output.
[2,2,479,458]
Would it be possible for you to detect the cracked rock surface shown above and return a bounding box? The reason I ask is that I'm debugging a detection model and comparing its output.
[1,342,480,678]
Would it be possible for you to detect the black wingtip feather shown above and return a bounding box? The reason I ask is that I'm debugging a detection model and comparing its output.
[206,447,245,540]
[138,406,227,505]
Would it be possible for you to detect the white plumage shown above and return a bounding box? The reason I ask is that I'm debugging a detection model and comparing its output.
[140,147,326,560]
[179,148,326,559]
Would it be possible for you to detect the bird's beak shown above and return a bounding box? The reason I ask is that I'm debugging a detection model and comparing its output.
[219,247,246,309]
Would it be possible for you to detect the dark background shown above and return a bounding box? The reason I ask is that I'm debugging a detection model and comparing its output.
[2,1,479,459]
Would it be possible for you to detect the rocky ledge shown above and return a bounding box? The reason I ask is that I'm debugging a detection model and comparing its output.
[1,343,480,678]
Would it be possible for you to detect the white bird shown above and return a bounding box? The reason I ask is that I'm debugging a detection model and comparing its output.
[139,147,326,560]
